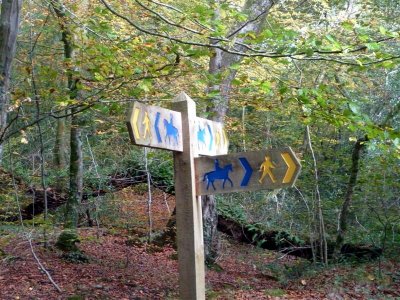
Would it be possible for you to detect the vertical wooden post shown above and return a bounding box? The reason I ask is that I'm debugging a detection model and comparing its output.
[173,92,205,300]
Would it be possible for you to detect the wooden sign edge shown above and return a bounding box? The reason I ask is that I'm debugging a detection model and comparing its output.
[126,102,184,152]
[194,147,302,196]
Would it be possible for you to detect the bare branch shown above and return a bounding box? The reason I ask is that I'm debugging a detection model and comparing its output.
[100,0,399,64]
[135,0,203,35]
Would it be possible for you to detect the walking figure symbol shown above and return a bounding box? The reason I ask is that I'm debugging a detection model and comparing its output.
[142,112,151,139]
[259,155,277,183]
[203,159,233,190]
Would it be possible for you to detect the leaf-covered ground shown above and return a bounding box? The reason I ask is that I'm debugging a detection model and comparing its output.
[1,188,399,299]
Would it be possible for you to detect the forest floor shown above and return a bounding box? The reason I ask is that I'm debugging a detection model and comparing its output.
[1,188,400,299]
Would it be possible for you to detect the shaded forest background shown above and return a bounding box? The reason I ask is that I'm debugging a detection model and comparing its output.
[0,0,399,298]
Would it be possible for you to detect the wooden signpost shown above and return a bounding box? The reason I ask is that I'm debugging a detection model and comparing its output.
[126,102,228,156]
[194,148,301,196]
[194,117,229,156]
[126,92,301,300]
[126,102,183,152]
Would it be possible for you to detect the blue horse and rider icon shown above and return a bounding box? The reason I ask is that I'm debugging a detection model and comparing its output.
[203,159,233,190]
[163,114,179,145]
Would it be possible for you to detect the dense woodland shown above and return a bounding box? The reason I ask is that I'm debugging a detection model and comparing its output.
[0,0,399,299]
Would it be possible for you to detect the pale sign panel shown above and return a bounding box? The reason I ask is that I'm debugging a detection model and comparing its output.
[126,102,183,152]
[194,117,229,156]
[195,147,301,196]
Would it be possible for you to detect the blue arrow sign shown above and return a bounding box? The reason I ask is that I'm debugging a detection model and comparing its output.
[207,124,213,151]
[238,157,252,187]
[154,112,162,143]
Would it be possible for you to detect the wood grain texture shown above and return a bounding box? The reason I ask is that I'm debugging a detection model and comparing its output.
[195,148,301,196]
[172,92,205,300]
[194,117,228,156]
[126,102,183,152]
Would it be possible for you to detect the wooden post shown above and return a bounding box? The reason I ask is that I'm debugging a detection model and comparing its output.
[173,92,205,299]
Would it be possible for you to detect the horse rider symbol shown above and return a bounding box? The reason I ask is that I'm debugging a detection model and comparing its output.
[203,159,233,190]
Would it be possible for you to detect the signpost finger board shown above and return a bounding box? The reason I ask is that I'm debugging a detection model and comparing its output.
[195,147,301,196]
[126,102,183,152]
[195,117,229,156]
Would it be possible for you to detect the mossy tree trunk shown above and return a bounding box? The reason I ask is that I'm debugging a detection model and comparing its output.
[335,136,368,255]
[52,0,83,252]
[65,110,83,230]
[53,117,67,190]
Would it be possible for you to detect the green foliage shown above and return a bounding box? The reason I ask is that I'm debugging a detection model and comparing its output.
[274,231,305,248]
[0,0,399,271]
[56,229,80,252]
[217,199,247,224]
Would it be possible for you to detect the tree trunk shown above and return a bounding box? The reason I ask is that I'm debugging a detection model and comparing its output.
[53,117,67,189]
[203,0,275,263]
[202,195,220,265]
[64,109,83,229]
[52,0,84,252]
[0,0,22,164]
[54,118,67,164]
[335,136,368,254]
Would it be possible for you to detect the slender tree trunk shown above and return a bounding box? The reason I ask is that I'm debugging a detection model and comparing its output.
[53,117,67,191]
[305,126,328,264]
[335,135,368,254]
[202,195,220,265]
[65,109,83,228]
[52,0,84,252]
[144,148,153,242]
[0,0,22,164]
[203,0,274,264]
[53,118,67,166]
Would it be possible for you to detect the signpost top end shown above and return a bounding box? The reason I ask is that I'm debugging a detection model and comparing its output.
[174,91,195,104]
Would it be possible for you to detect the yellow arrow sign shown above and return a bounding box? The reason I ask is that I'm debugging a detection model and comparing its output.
[194,117,229,156]
[215,130,221,147]
[281,152,297,183]
[132,107,141,140]
[195,147,301,196]
[127,102,184,152]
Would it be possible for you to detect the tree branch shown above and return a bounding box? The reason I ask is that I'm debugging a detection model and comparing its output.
[100,0,399,64]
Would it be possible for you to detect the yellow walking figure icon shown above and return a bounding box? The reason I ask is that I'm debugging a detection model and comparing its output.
[259,155,277,183]
[142,112,151,139]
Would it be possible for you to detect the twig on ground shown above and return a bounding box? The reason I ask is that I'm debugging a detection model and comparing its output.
[28,236,62,293]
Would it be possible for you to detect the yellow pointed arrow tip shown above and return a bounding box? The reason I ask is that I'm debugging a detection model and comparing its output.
[281,152,296,184]
[132,107,141,140]
[222,129,228,147]
[215,130,221,147]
